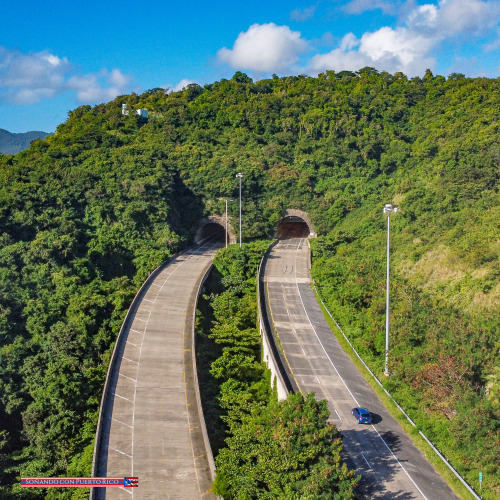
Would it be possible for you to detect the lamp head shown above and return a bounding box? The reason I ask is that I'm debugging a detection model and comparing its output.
[383,204,398,214]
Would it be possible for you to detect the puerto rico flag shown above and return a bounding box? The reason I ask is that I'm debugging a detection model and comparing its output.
[124,477,139,488]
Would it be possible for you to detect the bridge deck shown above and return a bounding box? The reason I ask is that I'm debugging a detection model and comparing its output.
[263,238,458,500]
[94,244,220,499]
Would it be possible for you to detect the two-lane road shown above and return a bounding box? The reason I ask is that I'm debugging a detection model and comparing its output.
[264,237,458,499]
[94,242,220,499]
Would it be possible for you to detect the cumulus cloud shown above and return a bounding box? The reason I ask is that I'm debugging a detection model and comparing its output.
[67,69,131,102]
[0,47,70,104]
[0,47,133,105]
[172,79,197,92]
[217,23,309,73]
[308,0,500,76]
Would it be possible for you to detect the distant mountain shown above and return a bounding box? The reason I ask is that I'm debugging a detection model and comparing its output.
[0,128,51,154]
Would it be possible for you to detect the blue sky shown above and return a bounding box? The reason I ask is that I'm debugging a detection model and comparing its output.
[1,0,499,133]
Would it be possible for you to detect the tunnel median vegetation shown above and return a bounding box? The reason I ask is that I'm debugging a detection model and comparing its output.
[195,241,358,499]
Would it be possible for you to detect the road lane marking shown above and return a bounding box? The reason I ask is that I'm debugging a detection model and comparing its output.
[122,356,138,364]
[334,409,342,420]
[114,393,134,403]
[361,453,372,469]
[112,417,133,429]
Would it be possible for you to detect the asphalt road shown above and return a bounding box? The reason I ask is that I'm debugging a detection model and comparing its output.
[94,243,220,499]
[264,237,459,500]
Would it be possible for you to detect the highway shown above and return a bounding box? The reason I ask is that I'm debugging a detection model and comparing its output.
[263,237,459,500]
[93,242,220,499]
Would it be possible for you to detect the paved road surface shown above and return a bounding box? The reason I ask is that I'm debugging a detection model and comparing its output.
[94,243,220,499]
[263,237,459,500]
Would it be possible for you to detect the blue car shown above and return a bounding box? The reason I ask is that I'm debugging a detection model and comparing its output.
[352,407,372,424]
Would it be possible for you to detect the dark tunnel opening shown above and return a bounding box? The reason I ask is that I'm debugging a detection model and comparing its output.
[195,222,226,244]
[276,217,311,239]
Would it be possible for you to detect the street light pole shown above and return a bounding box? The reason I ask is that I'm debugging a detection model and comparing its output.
[383,203,398,376]
[225,199,228,248]
[236,173,243,248]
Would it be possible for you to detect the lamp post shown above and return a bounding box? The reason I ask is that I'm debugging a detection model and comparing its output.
[225,199,228,248]
[383,203,398,376]
[236,173,243,248]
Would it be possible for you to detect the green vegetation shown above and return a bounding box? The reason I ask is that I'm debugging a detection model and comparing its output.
[0,68,498,498]
[197,243,357,499]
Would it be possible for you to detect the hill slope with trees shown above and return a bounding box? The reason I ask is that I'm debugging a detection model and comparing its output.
[0,68,498,498]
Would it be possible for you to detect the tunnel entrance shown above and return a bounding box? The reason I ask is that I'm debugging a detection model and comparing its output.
[276,217,311,239]
[275,209,316,240]
[194,215,236,246]
[195,223,226,244]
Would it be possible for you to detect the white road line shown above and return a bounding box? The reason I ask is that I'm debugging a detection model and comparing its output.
[112,417,133,429]
[334,409,342,420]
[130,329,143,334]
[126,341,140,348]
[114,393,134,403]
[293,246,429,500]
[119,373,137,382]
[122,356,138,364]
[109,447,132,458]
[362,453,372,469]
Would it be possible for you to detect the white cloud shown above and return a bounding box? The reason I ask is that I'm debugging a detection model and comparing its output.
[0,47,133,105]
[67,69,131,102]
[0,47,70,104]
[172,79,196,92]
[340,32,360,51]
[308,0,500,76]
[290,5,317,21]
[342,0,399,15]
[217,23,309,73]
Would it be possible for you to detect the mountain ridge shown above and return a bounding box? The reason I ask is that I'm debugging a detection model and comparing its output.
[0,128,51,155]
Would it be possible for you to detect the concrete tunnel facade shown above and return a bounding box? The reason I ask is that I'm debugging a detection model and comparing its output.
[194,215,237,245]
[276,209,316,239]
[194,209,315,245]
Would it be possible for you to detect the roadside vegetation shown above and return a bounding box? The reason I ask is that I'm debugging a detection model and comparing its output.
[197,243,357,498]
[0,68,498,498]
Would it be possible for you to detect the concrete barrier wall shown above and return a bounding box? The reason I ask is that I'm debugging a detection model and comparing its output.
[189,263,217,480]
[257,242,298,399]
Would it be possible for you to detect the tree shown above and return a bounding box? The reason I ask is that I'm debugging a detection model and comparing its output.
[213,393,358,499]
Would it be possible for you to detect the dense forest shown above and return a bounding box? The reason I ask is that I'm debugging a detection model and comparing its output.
[0,68,498,498]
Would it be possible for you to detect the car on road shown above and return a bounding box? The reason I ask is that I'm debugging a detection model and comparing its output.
[352,407,372,424]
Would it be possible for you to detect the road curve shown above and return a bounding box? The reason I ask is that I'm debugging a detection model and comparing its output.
[263,237,459,500]
[93,243,220,499]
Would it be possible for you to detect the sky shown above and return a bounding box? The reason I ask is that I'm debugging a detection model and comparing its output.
[1,0,499,133]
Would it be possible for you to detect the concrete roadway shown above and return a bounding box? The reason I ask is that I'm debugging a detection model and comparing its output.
[263,237,459,500]
[94,243,220,499]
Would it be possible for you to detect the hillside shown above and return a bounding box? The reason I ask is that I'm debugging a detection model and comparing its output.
[0,69,498,498]
[0,129,51,155]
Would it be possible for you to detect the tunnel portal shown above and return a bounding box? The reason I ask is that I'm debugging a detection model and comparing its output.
[195,222,226,244]
[276,217,311,239]
[194,215,236,246]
